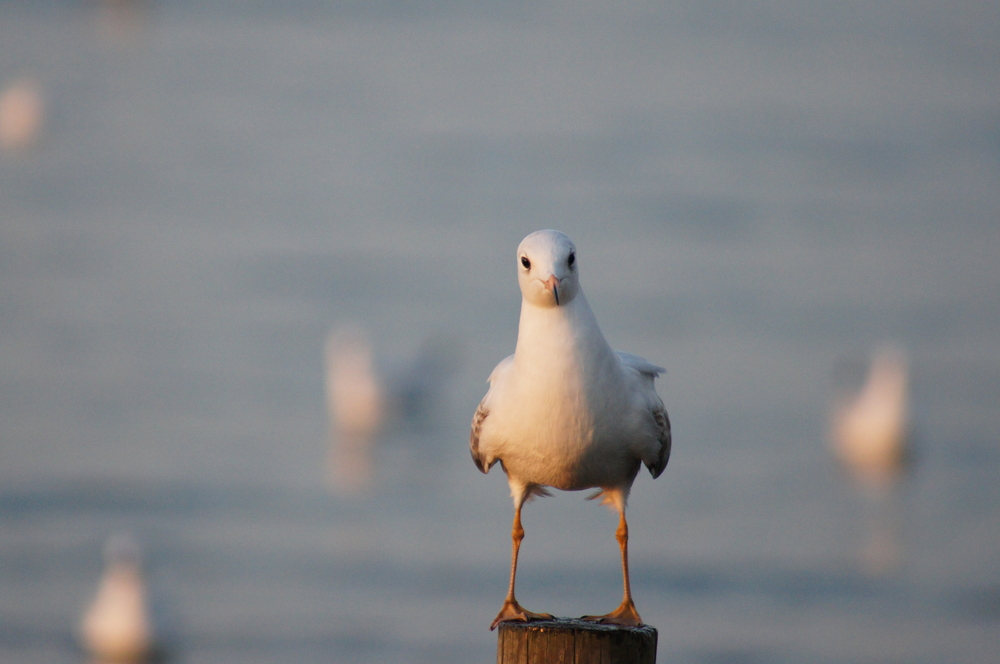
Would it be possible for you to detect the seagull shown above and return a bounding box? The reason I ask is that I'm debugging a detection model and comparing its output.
[0,78,44,151]
[830,346,909,484]
[325,324,384,492]
[80,535,157,662]
[470,230,671,630]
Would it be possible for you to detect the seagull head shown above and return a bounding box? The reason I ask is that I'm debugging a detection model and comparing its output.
[516,230,580,308]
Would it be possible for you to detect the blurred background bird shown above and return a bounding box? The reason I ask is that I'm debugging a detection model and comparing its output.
[324,322,462,493]
[79,535,158,663]
[0,77,44,152]
[324,324,385,494]
[829,346,910,485]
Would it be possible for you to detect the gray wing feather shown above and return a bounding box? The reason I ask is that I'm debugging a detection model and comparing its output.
[615,351,671,477]
[469,401,491,474]
[616,351,666,377]
[470,355,513,474]
[648,406,672,478]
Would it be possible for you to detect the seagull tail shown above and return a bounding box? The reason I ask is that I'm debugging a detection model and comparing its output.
[586,488,629,512]
[520,484,552,503]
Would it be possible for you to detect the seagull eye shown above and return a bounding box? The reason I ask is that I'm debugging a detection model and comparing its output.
[520,256,531,270]
[568,252,575,267]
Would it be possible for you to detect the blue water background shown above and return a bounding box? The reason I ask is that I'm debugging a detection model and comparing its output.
[1,2,998,662]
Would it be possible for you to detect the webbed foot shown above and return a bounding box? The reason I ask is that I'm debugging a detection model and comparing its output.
[491,599,554,630]
[581,599,643,627]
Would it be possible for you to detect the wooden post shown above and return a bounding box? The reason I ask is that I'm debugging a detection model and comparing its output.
[497,619,657,664]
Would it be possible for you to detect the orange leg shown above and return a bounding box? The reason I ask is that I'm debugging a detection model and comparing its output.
[582,510,643,626]
[491,503,553,630]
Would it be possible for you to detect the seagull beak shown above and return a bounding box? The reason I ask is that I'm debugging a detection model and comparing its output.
[544,275,561,306]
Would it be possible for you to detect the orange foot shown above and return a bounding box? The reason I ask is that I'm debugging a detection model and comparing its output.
[581,599,643,627]
[491,599,554,630]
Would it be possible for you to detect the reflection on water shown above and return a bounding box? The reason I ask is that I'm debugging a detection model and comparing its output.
[855,479,905,577]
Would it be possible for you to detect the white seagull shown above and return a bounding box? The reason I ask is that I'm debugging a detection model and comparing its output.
[80,535,157,662]
[471,230,671,629]
[830,347,909,483]
[325,324,384,492]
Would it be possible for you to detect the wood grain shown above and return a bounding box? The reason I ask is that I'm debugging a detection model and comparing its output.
[497,619,657,664]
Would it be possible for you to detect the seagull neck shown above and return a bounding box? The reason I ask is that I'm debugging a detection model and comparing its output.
[513,291,612,364]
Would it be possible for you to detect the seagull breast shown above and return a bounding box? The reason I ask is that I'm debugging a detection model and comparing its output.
[480,302,647,491]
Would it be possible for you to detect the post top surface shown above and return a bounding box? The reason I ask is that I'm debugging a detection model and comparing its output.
[497,619,658,637]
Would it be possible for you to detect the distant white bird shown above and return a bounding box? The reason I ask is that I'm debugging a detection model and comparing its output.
[80,535,156,662]
[0,78,44,151]
[325,324,385,492]
[471,230,671,629]
[830,347,909,482]
[94,0,146,44]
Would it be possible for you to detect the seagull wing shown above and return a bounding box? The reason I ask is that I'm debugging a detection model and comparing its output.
[616,351,671,478]
[616,351,665,377]
[470,401,491,473]
[469,354,514,474]
[649,405,671,478]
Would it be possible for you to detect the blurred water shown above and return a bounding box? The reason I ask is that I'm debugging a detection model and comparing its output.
[1,1,999,663]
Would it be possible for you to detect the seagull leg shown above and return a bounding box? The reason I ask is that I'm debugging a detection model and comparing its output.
[491,503,553,630]
[582,510,643,626]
